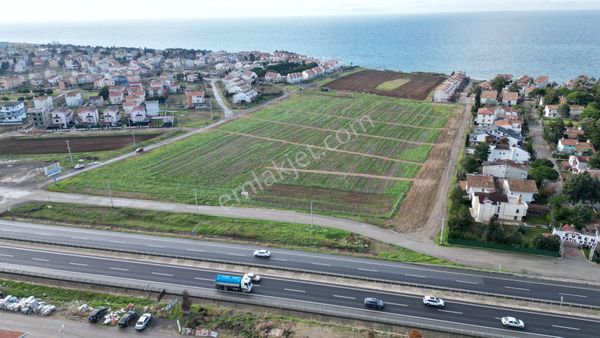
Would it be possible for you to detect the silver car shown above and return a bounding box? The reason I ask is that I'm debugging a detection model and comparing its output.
[501,316,525,329]
[422,296,445,308]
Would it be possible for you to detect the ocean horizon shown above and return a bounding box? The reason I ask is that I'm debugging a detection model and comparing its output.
[2,10,600,82]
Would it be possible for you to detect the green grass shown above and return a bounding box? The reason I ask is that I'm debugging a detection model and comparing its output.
[375,78,410,91]
[51,90,456,223]
[2,202,457,266]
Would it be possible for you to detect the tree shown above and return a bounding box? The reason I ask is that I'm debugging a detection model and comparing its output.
[588,151,600,169]
[558,103,570,118]
[98,86,109,101]
[528,88,545,99]
[562,172,600,203]
[531,158,554,168]
[459,156,480,177]
[448,204,475,234]
[181,290,192,315]
[582,102,600,119]
[566,91,593,106]
[490,76,507,92]
[528,165,559,186]
[543,88,560,105]
[473,143,490,164]
[543,119,565,144]
[485,216,503,243]
[534,234,560,251]
[570,203,592,230]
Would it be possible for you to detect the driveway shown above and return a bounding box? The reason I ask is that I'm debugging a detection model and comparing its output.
[528,105,563,192]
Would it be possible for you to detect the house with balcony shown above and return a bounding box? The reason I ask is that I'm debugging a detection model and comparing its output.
[503,179,538,203]
[50,107,73,129]
[557,138,595,156]
[470,192,528,223]
[65,91,83,107]
[77,107,99,125]
[0,101,27,125]
[102,106,121,127]
[34,95,54,110]
[185,91,205,109]
[482,160,529,179]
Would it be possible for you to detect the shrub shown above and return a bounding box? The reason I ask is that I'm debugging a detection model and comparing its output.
[534,234,560,251]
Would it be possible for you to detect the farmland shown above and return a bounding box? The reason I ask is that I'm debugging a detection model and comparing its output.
[51,90,456,223]
[325,69,446,100]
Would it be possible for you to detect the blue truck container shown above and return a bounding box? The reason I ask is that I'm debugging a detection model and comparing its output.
[214,274,253,293]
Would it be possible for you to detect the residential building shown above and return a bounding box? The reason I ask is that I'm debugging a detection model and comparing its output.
[488,143,530,164]
[480,90,498,105]
[130,105,147,124]
[264,71,283,83]
[432,71,468,103]
[102,106,120,127]
[557,138,595,156]
[77,107,99,125]
[494,116,523,133]
[475,107,497,125]
[471,192,528,223]
[33,95,54,110]
[465,174,496,197]
[502,91,519,106]
[87,96,104,107]
[503,179,538,203]
[570,105,585,120]
[565,127,584,140]
[145,100,160,116]
[567,155,589,174]
[50,107,73,129]
[286,72,303,84]
[65,91,83,107]
[185,91,205,109]
[232,89,258,104]
[28,107,50,128]
[534,76,549,87]
[109,89,125,105]
[543,105,560,118]
[483,160,529,179]
[0,101,27,125]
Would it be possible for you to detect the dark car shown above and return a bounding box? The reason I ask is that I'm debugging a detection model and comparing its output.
[364,297,385,310]
[88,307,109,323]
[118,311,139,328]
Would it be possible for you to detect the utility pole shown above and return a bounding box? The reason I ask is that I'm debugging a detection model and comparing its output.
[439,216,445,245]
[65,140,74,166]
[107,181,113,208]
[131,129,136,145]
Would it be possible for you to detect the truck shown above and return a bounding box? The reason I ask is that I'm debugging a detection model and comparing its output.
[214,274,253,293]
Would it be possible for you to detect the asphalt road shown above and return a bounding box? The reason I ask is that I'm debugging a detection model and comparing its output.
[1,220,600,308]
[0,245,598,338]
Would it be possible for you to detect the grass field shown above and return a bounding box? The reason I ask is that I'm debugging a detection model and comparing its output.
[51,90,455,223]
[375,78,410,91]
[2,202,455,265]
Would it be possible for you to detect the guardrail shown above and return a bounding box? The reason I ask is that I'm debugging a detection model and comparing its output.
[2,234,599,311]
[0,265,531,338]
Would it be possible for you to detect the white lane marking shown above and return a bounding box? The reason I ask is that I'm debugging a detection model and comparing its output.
[0,253,14,257]
[333,294,356,300]
[109,267,129,271]
[227,253,244,257]
[405,274,426,278]
[312,262,331,266]
[552,325,580,331]
[494,317,502,320]
[152,272,173,277]
[108,240,127,244]
[505,286,530,291]
[456,280,479,285]
[271,258,288,261]
[559,292,587,298]
[186,248,205,252]
[32,258,49,262]
[438,309,463,315]
[0,229,16,232]
[284,288,306,293]
[69,262,88,267]
[385,302,408,307]
[357,268,378,272]
[194,277,213,281]
[146,244,165,248]
[37,233,51,236]
[69,236,89,240]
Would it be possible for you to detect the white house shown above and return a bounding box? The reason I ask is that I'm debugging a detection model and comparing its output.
[471,192,528,223]
[544,105,560,118]
[494,117,523,134]
[185,91,205,109]
[475,107,497,126]
[480,90,498,105]
[557,138,595,156]
[502,91,519,106]
[0,101,27,125]
[130,105,147,123]
[264,71,283,83]
[503,179,538,203]
[567,155,589,174]
[488,144,530,164]
[109,89,125,105]
[286,72,303,84]
[145,100,160,116]
[482,160,529,179]
[77,107,99,125]
[465,174,496,198]
[232,89,259,104]
[433,71,467,103]
[50,107,73,129]
[65,92,83,107]
[102,106,120,126]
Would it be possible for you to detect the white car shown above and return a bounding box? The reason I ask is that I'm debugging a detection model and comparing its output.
[73,164,85,170]
[253,249,271,258]
[422,296,445,308]
[501,316,525,329]
[246,272,261,283]
[135,313,152,331]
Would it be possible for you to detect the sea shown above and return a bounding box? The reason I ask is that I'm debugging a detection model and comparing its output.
[1,11,600,82]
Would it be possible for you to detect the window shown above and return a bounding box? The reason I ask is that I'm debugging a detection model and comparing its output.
[516,209,519,214]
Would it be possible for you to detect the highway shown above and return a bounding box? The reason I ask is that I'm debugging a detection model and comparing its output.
[1,220,600,308]
[0,245,598,338]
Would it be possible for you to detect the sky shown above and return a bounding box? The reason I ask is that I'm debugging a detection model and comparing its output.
[4,0,600,23]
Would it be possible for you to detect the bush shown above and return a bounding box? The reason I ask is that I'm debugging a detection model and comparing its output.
[534,234,560,251]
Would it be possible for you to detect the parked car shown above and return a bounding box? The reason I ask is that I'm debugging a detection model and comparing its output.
[118,311,138,328]
[363,297,385,310]
[74,164,85,170]
[88,307,109,323]
[135,313,152,331]
[246,272,261,283]
[422,296,445,308]
[501,316,525,329]
[135,147,144,153]
[253,249,271,258]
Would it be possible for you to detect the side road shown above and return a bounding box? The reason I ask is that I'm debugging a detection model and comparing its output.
[6,188,599,283]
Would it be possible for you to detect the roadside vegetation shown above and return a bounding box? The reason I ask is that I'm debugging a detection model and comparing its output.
[48,89,454,224]
[2,202,456,266]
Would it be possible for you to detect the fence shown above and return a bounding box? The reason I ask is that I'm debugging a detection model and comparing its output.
[448,238,560,257]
